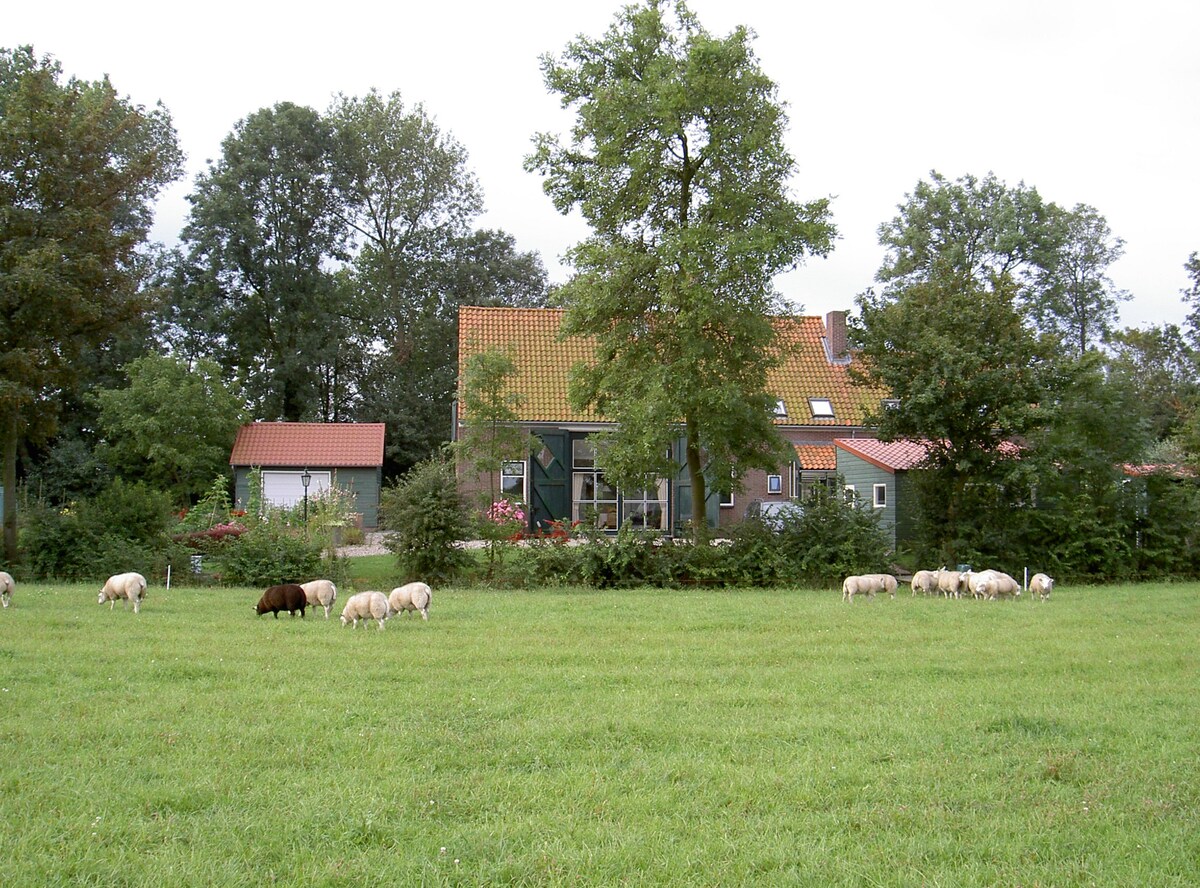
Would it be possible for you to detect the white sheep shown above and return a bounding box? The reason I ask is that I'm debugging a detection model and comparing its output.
[340,591,391,631]
[1029,573,1054,601]
[910,569,939,596]
[1,571,13,608]
[965,569,1021,600]
[301,579,338,619]
[98,572,148,614]
[842,573,898,602]
[388,582,432,621]
[936,568,964,599]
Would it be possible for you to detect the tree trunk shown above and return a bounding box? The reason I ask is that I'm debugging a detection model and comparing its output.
[2,409,18,564]
[685,417,708,543]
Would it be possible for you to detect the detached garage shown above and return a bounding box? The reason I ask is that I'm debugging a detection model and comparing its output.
[229,423,386,529]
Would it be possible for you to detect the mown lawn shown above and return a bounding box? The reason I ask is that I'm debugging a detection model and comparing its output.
[0,580,1196,886]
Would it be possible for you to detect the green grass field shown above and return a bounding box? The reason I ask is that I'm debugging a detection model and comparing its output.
[0,579,1196,886]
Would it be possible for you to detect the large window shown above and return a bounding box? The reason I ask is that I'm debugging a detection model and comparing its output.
[621,480,669,531]
[571,438,668,531]
[572,439,618,529]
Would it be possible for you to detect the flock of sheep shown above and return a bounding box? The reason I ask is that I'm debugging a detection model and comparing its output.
[0,570,432,630]
[253,579,432,630]
[843,567,1055,602]
[2,566,1054,613]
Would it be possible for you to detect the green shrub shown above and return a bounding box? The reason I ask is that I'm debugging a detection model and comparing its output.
[218,517,323,586]
[380,456,471,585]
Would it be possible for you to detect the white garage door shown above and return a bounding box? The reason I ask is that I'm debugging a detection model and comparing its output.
[262,470,331,509]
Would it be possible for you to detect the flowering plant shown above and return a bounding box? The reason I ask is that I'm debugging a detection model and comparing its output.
[485,499,526,525]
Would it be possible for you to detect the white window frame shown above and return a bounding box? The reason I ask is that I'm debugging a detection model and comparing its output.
[620,479,669,531]
[844,484,857,504]
[767,474,783,495]
[501,460,526,503]
[873,483,887,509]
[809,398,835,419]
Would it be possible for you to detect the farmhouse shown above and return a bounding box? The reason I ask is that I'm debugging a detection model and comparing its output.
[456,305,886,535]
[229,422,385,529]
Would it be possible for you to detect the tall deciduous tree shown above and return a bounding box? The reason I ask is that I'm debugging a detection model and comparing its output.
[878,171,1127,353]
[329,90,546,470]
[93,354,248,505]
[526,0,835,538]
[173,102,345,421]
[852,275,1051,562]
[0,46,182,562]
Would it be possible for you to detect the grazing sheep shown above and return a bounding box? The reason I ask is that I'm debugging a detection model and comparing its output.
[842,573,898,602]
[341,591,391,631]
[910,569,939,596]
[936,568,965,599]
[1029,573,1054,601]
[255,583,307,618]
[98,572,148,614]
[388,582,432,621]
[965,570,1021,600]
[1,571,13,608]
[300,579,338,619]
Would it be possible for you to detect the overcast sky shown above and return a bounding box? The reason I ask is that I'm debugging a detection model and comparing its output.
[8,0,1198,329]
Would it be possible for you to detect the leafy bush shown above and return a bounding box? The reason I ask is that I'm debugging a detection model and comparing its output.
[217,516,323,586]
[766,486,893,587]
[19,480,176,581]
[380,456,471,585]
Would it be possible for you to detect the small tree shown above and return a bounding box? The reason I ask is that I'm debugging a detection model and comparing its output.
[380,455,471,585]
[454,346,537,574]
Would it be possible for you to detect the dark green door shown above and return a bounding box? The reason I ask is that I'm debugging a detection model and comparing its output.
[529,431,569,532]
[672,437,719,536]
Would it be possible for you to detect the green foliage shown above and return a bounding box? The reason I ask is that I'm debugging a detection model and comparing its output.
[18,480,175,580]
[526,0,835,538]
[379,455,470,584]
[176,475,236,533]
[93,354,247,504]
[0,45,183,562]
[853,274,1051,564]
[764,487,893,586]
[877,171,1127,354]
[216,515,323,587]
[172,102,345,421]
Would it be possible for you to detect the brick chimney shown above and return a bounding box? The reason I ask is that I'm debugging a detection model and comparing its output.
[825,310,848,362]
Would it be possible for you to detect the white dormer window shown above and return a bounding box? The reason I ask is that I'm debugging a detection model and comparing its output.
[881,398,900,411]
[809,398,835,419]
[773,399,788,418]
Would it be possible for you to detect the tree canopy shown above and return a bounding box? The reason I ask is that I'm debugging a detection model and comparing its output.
[526,0,835,537]
[878,171,1128,356]
[0,46,183,562]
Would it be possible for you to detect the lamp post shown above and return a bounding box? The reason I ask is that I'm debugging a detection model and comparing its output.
[301,469,312,527]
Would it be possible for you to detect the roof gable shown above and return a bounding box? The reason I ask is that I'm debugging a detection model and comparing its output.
[835,437,931,474]
[457,306,884,426]
[229,423,385,468]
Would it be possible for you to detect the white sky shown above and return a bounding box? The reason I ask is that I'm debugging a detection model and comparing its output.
[7,0,1198,330]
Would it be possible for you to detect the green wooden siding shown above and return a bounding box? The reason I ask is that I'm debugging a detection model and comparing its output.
[836,450,898,548]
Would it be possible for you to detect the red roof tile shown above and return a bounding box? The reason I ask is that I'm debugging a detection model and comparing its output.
[229,423,385,468]
[793,444,837,471]
[458,306,885,426]
[834,438,930,473]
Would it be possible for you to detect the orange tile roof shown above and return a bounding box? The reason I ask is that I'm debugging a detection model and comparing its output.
[458,306,885,426]
[793,444,837,471]
[835,437,930,473]
[229,423,385,467]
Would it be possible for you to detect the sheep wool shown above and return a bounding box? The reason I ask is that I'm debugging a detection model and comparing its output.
[99,572,148,614]
[300,579,338,619]
[388,582,432,621]
[341,591,391,631]
[1,571,14,608]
